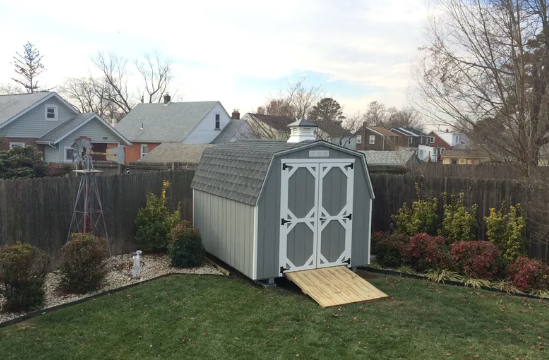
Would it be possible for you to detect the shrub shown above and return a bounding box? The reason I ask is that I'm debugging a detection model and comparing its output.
[485,202,527,262]
[0,243,49,312]
[440,193,477,243]
[135,181,181,252]
[507,256,549,292]
[59,233,110,294]
[0,145,48,179]
[402,233,451,272]
[450,241,500,280]
[392,184,439,236]
[371,232,409,268]
[168,221,205,268]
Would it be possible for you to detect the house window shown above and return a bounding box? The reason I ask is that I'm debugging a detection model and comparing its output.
[356,135,362,144]
[408,136,413,145]
[140,144,148,158]
[215,114,220,130]
[430,136,435,143]
[9,142,25,149]
[440,148,445,154]
[64,147,75,162]
[369,135,375,144]
[45,104,58,121]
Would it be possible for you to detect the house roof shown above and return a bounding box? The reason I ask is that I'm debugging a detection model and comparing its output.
[441,149,490,159]
[191,140,373,206]
[36,113,131,145]
[211,119,247,144]
[392,127,427,137]
[245,113,295,132]
[138,143,215,163]
[289,119,317,127]
[316,121,353,138]
[0,92,56,127]
[360,149,419,166]
[367,127,399,137]
[115,101,219,142]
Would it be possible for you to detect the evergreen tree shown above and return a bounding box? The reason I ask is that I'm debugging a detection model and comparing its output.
[12,42,45,93]
[308,98,345,122]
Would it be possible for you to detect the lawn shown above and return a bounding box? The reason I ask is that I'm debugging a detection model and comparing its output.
[0,272,548,360]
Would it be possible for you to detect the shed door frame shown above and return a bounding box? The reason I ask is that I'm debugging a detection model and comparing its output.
[279,158,355,276]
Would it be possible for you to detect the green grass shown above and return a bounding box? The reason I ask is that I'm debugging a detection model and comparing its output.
[0,272,548,360]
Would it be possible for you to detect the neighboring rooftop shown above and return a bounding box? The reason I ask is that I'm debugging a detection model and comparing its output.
[0,92,52,126]
[360,149,419,166]
[367,127,399,137]
[441,148,491,159]
[211,119,247,144]
[37,113,94,143]
[139,143,215,163]
[115,101,219,142]
[244,113,294,132]
[392,127,427,137]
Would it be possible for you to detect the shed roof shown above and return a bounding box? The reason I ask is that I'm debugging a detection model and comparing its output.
[191,140,373,206]
[115,101,219,142]
[138,143,215,163]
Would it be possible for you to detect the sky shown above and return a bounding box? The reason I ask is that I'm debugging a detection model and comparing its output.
[0,0,429,116]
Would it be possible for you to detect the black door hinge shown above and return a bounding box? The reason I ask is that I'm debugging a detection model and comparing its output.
[283,163,293,170]
[343,213,352,220]
[345,163,354,170]
[281,218,291,225]
[343,258,351,265]
[280,266,290,273]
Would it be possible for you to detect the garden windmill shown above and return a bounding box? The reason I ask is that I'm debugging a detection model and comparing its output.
[67,136,125,242]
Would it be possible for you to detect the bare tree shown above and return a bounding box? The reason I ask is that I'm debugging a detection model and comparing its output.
[413,0,549,176]
[363,101,387,126]
[0,83,22,95]
[385,107,424,130]
[284,78,323,119]
[264,99,295,118]
[92,52,133,115]
[11,42,46,93]
[135,52,173,103]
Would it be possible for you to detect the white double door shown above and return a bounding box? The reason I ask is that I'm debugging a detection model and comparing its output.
[279,159,354,275]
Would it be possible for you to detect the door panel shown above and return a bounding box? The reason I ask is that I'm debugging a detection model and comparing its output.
[317,162,354,268]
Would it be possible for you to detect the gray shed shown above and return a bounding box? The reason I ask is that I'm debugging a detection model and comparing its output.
[191,121,375,283]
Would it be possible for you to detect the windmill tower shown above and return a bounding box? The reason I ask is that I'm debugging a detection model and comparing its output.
[67,136,125,242]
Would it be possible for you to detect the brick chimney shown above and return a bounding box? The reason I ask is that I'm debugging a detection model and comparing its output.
[231,109,240,120]
[163,93,171,105]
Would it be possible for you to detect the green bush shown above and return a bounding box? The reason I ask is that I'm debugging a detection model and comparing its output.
[0,145,47,179]
[168,221,205,268]
[135,181,181,252]
[440,193,477,243]
[371,232,409,268]
[59,233,110,294]
[392,184,439,236]
[0,243,49,312]
[485,202,527,262]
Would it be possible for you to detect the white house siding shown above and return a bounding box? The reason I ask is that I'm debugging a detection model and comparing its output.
[44,145,59,163]
[182,103,231,144]
[1,97,77,138]
[418,144,438,162]
[54,117,126,162]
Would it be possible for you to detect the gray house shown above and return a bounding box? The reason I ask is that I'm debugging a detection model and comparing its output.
[191,120,374,284]
[0,92,131,162]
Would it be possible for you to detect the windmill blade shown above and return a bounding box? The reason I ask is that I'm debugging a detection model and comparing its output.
[106,147,125,164]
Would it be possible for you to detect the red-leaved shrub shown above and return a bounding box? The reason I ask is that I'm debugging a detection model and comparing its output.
[402,233,451,272]
[507,256,549,292]
[451,241,500,279]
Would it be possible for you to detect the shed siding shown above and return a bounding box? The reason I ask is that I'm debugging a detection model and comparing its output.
[256,144,373,279]
[1,97,77,138]
[182,103,231,144]
[55,118,125,162]
[194,190,255,279]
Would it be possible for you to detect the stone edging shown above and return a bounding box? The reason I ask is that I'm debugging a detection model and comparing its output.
[0,273,223,329]
[362,266,548,301]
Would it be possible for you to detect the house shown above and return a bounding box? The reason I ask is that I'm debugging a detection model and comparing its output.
[360,149,419,172]
[428,130,470,150]
[0,92,131,162]
[241,113,356,149]
[191,120,374,283]
[441,148,491,164]
[417,144,440,162]
[391,127,431,148]
[115,95,232,163]
[357,126,399,151]
[137,143,215,165]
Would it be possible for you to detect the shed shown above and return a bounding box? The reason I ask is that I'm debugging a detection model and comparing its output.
[191,120,375,283]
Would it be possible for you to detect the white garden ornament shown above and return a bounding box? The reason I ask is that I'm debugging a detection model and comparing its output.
[131,250,142,279]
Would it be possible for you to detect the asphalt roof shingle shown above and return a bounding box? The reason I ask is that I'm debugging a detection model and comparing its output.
[0,92,52,126]
[115,101,219,142]
[38,113,94,143]
[211,119,247,144]
[191,140,304,205]
[138,143,215,163]
[360,149,418,166]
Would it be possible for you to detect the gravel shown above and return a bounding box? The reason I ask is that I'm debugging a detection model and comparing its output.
[0,253,223,325]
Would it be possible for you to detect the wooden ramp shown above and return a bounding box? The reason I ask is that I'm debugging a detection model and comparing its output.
[285,266,388,308]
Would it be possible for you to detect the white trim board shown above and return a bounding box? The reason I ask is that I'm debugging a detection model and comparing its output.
[53,114,132,145]
[253,205,258,280]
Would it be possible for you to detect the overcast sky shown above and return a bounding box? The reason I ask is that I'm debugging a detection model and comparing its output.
[0,0,429,116]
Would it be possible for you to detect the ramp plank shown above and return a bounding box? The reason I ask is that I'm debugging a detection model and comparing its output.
[285,266,388,308]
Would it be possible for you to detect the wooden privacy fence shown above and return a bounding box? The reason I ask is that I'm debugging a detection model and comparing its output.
[410,163,549,180]
[1,170,547,266]
[369,174,548,263]
[0,171,194,267]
